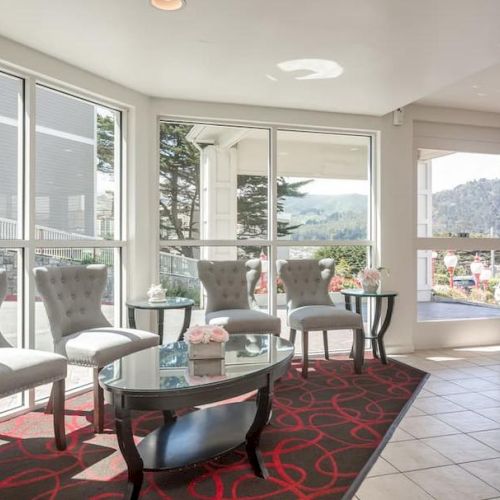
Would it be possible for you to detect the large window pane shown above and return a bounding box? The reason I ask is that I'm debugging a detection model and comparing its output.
[34,248,116,399]
[36,86,120,240]
[418,150,500,238]
[417,249,500,321]
[159,122,269,241]
[0,72,22,238]
[277,131,371,241]
[0,249,21,413]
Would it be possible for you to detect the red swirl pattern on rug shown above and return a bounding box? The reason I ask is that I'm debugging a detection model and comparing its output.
[0,358,426,499]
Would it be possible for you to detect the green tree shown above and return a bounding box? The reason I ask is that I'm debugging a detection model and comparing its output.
[237,175,312,239]
[97,113,115,174]
[313,246,367,276]
[159,123,200,258]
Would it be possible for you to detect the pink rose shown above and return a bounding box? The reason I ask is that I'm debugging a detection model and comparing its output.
[185,325,205,344]
[209,326,229,343]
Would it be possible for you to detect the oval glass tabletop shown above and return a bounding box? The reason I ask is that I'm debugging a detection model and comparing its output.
[126,297,194,309]
[340,288,398,297]
[100,334,294,393]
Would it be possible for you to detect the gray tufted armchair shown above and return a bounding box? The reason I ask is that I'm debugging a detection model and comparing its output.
[0,269,67,449]
[197,259,281,335]
[277,259,365,377]
[33,265,159,433]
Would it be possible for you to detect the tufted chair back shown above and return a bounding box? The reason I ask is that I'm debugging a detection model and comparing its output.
[277,259,335,310]
[0,269,10,347]
[197,259,261,314]
[33,265,111,344]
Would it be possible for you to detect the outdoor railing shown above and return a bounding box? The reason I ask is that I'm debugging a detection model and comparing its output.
[0,217,113,265]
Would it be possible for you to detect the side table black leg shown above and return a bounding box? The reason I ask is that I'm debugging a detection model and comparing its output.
[246,376,273,479]
[128,307,137,329]
[371,297,382,359]
[178,306,192,341]
[158,309,164,345]
[346,296,354,358]
[377,296,395,365]
[114,403,144,500]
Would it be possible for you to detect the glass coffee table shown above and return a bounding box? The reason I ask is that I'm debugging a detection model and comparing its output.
[99,334,294,500]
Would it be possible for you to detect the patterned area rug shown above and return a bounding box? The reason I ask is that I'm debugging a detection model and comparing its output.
[0,358,427,499]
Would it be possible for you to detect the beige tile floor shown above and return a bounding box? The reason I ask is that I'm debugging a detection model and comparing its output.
[355,345,500,500]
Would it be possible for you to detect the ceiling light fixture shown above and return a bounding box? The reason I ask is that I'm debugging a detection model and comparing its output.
[151,0,186,11]
[277,58,343,80]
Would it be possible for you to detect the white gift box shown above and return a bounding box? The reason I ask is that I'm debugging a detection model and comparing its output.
[187,341,226,376]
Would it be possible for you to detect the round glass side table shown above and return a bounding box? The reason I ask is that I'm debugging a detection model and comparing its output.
[340,289,398,364]
[126,297,194,345]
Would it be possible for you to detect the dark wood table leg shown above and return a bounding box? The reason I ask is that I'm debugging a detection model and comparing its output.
[158,309,164,345]
[246,375,273,479]
[163,410,177,424]
[128,307,137,329]
[178,305,192,341]
[377,296,395,364]
[114,401,144,500]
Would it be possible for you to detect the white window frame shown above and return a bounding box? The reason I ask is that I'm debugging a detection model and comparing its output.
[156,116,377,319]
[0,66,127,420]
[415,131,500,323]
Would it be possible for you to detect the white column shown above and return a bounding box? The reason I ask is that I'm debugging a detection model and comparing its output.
[201,145,237,260]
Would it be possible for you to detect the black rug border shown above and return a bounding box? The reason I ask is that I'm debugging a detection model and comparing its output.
[342,357,430,500]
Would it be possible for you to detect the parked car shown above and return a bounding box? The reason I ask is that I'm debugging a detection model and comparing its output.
[453,276,475,291]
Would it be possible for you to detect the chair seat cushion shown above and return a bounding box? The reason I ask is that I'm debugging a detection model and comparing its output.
[56,328,159,367]
[289,305,362,331]
[206,309,281,335]
[0,348,67,397]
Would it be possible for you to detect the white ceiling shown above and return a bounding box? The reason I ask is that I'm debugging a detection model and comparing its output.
[2,0,500,116]
[418,63,500,113]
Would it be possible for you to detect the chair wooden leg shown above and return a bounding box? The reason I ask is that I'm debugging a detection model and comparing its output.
[52,379,66,450]
[301,331,309,378]
[289,328,296,345]
[93,367,104,433]
[323,330,330,360]
[45,390,54,415]
[353,329,365,374]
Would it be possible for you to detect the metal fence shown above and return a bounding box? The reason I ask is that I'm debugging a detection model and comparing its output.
[0,217,113,265]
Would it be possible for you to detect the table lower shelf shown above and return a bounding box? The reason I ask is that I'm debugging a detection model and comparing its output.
[137,401,257,471]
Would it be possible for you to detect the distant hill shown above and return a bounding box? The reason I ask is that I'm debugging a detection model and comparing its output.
[282,193,368,240]
[279,178,500,241]
[433,178,500,236]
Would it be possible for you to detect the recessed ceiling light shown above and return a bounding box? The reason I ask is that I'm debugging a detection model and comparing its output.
[151,0,186,11]
[277,59,343,80]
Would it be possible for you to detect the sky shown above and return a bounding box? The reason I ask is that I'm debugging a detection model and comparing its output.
[431,152,500,193]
